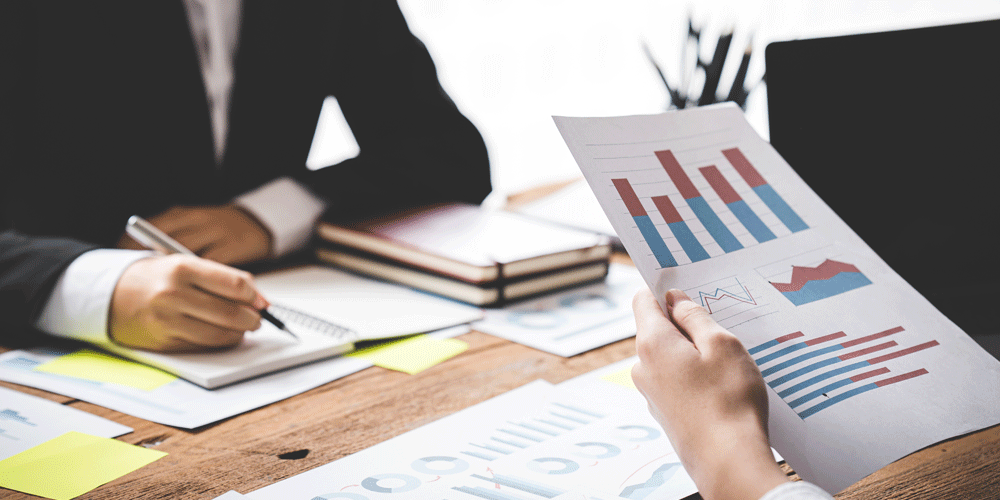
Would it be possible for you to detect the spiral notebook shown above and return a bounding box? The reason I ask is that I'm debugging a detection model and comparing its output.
[100,266,483,389]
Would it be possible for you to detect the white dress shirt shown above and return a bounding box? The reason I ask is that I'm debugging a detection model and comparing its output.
[35,0,327,341]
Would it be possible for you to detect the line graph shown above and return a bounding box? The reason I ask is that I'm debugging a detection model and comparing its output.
[683,276,778,329]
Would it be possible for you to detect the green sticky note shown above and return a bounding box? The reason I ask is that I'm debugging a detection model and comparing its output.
[600,366,638,390]
[0,431,167,500]
[34,349,177,391]
[348,336,468,374]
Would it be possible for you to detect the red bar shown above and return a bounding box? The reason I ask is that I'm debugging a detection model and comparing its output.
[867,341,940,364]
[841,326,905,348]
[699,165,742,204]
[849,367,890,383]
[651,195,683,224]
[654,150,701,200]
[874,368,929,388]
[612,178,647,217]
[804,331,847,346]
[839,341,897,360]
[776,331,805,343]
[722,148,767,188]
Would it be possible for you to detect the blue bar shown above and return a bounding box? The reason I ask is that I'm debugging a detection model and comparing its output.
[453,486,528,500]
[755,343,809,365]
[497,428,543,442]
[767,357,843,387]
[634,215,678,268]
[788,378,855,408]
[752,184,808,232]
[460,450,497,461]
[727,200,775,243]
[471,473,566,498]
[748,339,779,355]
[760,345,844,377]
[471,442,512,455]
[799,383,878,419]
[777,361,870,398]
[667,221,710,262]
[687,196,743,252]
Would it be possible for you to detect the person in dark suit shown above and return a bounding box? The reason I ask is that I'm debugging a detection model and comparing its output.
[0,1,491,351]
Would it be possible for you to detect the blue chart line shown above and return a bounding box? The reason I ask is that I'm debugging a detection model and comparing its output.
[695,278,756,314]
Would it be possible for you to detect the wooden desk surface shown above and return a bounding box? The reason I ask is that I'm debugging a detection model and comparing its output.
[2,329,998,499]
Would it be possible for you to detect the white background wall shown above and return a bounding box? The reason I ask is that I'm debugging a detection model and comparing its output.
[312,1,1000,202]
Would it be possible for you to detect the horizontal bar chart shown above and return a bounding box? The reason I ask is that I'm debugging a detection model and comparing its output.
[747,327,938,419]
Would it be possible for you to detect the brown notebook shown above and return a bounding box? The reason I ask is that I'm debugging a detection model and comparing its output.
[315,203,612,305]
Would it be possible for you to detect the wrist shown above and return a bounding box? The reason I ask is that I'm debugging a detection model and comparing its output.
[685,424,787,500]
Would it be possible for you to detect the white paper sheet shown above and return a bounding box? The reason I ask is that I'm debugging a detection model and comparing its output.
[475,264,644,356]
[0,386,132,460]
[553,104,1000,492]
[514,178,619,243]
[243,381,698,500]
[0,326,469,429]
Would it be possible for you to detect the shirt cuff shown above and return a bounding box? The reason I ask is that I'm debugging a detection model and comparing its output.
[234,177,328,256]
[758,481,835,500]
[34,249,154,344]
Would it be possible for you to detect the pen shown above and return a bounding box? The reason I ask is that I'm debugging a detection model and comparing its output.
[125,215,299,341]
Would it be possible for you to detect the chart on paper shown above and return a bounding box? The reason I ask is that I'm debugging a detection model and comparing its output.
[601,145,806,269]
[755,246,873,306]
[747,326,938,419]
[681,275,779,330]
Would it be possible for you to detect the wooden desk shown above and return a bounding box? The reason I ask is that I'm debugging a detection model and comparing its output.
[2,328,998,499]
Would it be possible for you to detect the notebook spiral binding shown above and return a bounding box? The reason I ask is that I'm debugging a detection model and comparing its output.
[268,304,357,341]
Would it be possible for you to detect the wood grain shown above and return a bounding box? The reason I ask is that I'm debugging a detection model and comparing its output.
[2,330,998,499]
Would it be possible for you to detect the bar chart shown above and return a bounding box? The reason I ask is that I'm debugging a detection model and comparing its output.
[747,327,937,419]
[611,146,807,268]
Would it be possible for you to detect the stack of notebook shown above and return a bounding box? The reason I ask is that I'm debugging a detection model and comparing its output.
[314,203,613,306]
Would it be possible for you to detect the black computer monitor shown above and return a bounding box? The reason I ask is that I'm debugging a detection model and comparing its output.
[766,19,1000,341]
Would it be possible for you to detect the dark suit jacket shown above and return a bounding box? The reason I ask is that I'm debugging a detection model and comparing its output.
[0,1,492,344]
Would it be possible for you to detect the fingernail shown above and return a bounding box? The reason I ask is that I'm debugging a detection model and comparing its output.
[665,289,691,308]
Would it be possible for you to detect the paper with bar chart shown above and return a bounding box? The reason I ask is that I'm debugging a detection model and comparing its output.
[554,104,1000,493]
[243,381,697,500]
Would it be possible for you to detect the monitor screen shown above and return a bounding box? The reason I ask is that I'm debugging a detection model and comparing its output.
[766,19,1000,339]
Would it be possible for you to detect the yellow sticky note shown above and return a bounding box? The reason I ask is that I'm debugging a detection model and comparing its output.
[600,366,638,390]
[0,431,167,500]
[348,336,468,374]
[34,349,177,391]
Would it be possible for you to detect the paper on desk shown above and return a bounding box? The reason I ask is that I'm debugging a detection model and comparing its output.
[514,177,619,242]
[0,325,470,429]
[474,264,644,356]
[0,386,132,460]
[33,349,177,391]
[244,380,698,500]
[554,104,1000,492]
[0,431,166,500]
[348,336,468,374]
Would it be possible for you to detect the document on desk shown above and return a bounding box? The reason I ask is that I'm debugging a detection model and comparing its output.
[242,380,698,500]
[553,103,1000,493]
[0,325,469,430]
[474,264,645,356]
[96,266,482,389]
[0,386,132,460]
